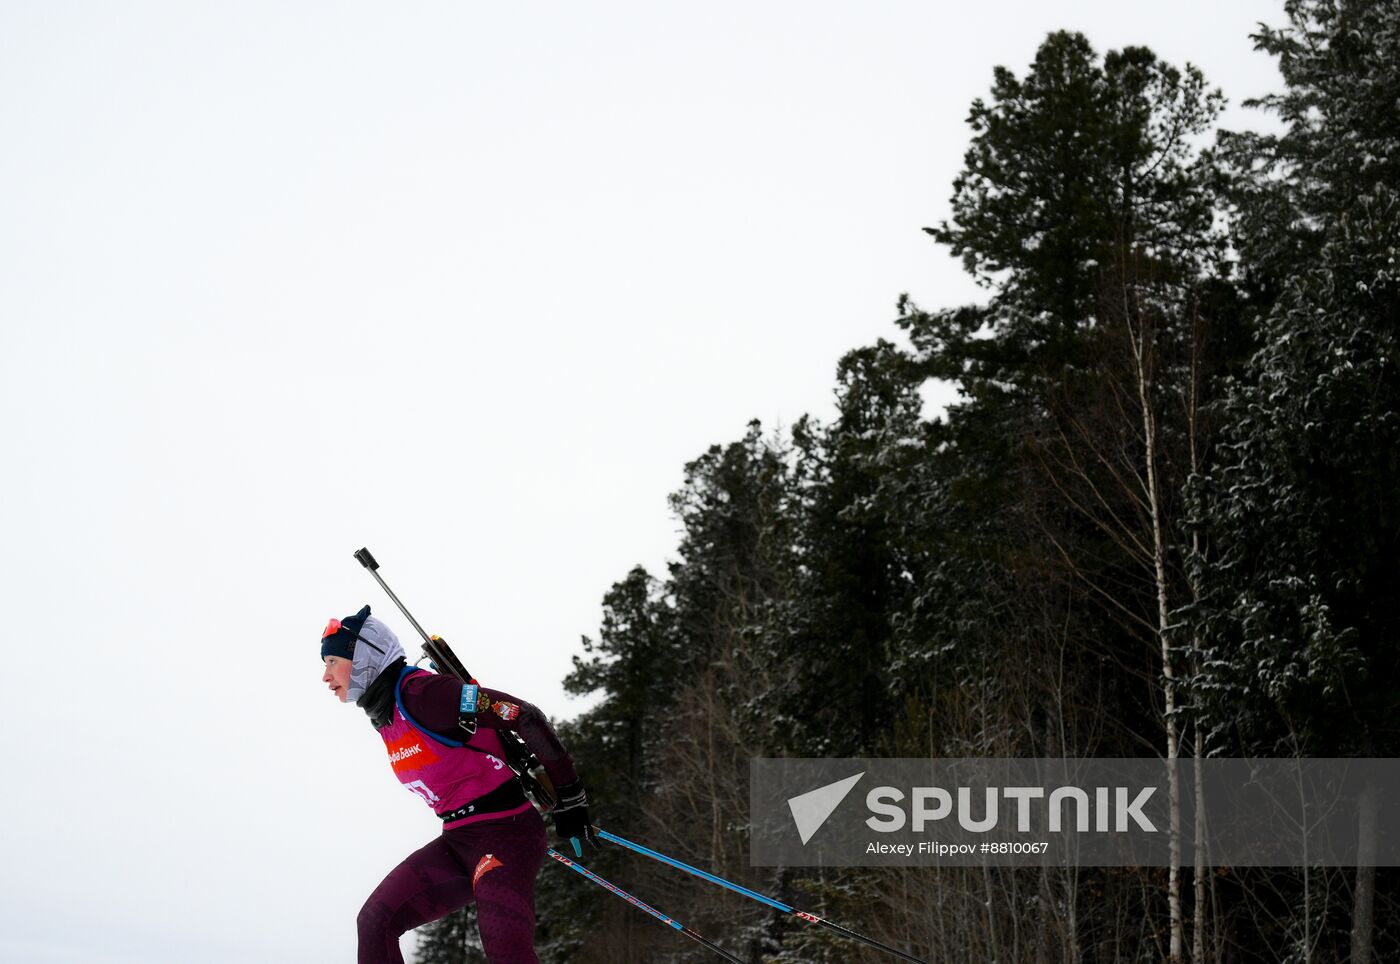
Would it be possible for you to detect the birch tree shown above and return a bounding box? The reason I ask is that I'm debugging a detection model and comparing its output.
[920,32,1228,961]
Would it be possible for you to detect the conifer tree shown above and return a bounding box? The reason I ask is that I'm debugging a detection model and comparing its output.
[414,908,486,964]
[1187,4,1400,959]
[914,33,1231,959]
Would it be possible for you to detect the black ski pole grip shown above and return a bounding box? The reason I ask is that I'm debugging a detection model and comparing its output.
[354,547,379,571]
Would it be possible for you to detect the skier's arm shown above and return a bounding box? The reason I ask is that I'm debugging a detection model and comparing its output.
[399,674,580,789]
[470,687,597,853]
[469,685,580,790]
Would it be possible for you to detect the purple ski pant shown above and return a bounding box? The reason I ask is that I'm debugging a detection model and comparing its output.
[357,809,548,964]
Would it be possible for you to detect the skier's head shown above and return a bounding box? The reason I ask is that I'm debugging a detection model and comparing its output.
[320,605,370,662]
[319,605,406,703]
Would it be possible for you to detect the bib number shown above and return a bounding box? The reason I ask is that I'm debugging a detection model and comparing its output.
[404,780,442,805]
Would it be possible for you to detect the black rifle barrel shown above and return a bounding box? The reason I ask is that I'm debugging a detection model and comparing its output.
[355,547,435,649]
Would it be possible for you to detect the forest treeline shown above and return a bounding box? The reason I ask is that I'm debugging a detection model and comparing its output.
[423,2,1399,961]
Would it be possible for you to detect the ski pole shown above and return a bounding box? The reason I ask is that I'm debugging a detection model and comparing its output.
[546,849,746,964]
[594,827,929,964]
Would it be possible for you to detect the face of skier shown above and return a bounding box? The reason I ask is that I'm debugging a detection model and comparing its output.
[323,654,353,702]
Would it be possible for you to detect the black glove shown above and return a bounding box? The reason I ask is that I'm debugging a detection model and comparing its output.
[551,780,600,857]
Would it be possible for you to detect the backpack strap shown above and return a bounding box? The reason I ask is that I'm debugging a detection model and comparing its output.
[391,668,554,810]
[393,667,495,756]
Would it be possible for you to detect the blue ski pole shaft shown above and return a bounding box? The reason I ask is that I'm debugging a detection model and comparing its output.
[596,828,793,911]
[594,828,929,964]
[546,850,746,964]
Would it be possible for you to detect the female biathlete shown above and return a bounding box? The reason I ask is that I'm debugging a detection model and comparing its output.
[320,605,596,964]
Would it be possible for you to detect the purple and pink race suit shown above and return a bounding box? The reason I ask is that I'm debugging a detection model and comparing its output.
[357,667,579,964]
[380,667,536,828]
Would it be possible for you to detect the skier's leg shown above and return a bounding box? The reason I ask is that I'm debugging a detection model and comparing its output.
[447,812,549,964]
[357,836,474,964]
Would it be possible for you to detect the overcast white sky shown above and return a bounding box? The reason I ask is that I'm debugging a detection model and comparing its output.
[1,3,1284,961]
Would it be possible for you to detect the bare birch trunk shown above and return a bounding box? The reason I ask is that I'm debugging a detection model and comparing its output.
[1192,743,1205,964]
[1186,318,1207,964]
[1132,304,1183,963]
[1349,784,1379,964]
[981,862,1001,964]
